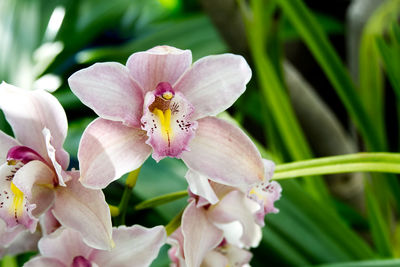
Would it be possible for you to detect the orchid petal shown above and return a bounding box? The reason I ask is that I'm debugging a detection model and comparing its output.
[43,128,69,186]
[182,201,224,267]
[78,118,151,189]
[68,62,144,128]
[207,190,261,247]
[182,117,264,188]
[39,209,61,235]
[12,160,55,218]
[185,170,219,205]
[0,132,18,162]
[247,180,282,226]
[208,190,262,248]
[0,227,42,258]
[126,46,192,92]
[0,82,69,169]
[91,225,166,267]
[201,250,228,267]
[174,54,251,120]
[141,90,197,162]
[36,227,93,265]
[0,220,25,247]
[23,257,65,267]
[167,227,185,267]
[0,162,38,232]
[263,158,275,181]
[12,160,54,200]
[52,178,113,250]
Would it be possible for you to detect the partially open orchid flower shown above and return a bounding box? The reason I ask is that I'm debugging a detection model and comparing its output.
[169,229,252,267]
[167,168,281,267]
[0,83,113,250]
[0,82,69,233]
[68,46,263,189]
[25,225,166,267]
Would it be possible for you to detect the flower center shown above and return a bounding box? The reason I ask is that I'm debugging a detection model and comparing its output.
[148,82,176,144]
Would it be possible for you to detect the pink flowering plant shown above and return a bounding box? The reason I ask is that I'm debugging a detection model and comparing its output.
[1,1,400,265]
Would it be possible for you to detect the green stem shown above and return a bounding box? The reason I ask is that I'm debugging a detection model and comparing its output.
[165,208,184,236]
[135,190,188,210]
[115,168,140,225]
[274,152,400,180]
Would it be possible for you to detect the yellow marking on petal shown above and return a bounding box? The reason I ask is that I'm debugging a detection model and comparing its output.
[154,108,174,143]
[162,91,173,100]
[249,187,263,201]
[10,182,24,218]
[7,160,17,166]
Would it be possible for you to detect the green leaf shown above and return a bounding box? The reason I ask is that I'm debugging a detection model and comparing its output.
[277,0,382,151]
[316,259,400,267]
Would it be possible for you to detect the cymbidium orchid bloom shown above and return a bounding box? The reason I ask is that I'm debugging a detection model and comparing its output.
[68,46,266,190]
[167,170,281,267]
[169,228,252,267]
[0,82,113,250]
[24,225,166,267]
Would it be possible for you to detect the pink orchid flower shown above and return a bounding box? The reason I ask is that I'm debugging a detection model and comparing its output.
[68,46,264,189]
[24,225,166,267]
[167,168,281,267]
[0,83,113,250]
[169,229,252,267]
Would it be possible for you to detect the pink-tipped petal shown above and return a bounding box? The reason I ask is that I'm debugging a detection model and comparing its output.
[0,132,18,162]
[185,170,219,205]
[182,201,224,267]
[126,46,192,93]
[91,225,166,267]
[52,178,113,250]
[208,190,262,248]
[174,54,251,120]
[36,227,93,265]
[0,82,69,169]
[141,91,197,162]
[23,257,65,267]
[68,62,144,128]
[0,162,38,232]
[182,117,264,188]
[78,118,151,189]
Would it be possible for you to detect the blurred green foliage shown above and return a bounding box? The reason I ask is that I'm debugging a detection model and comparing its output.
[1,0,400,266]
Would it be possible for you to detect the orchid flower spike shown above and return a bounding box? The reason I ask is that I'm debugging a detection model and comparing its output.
[0,83,113,250]
[24,225,166,267]
[68,46,263,189]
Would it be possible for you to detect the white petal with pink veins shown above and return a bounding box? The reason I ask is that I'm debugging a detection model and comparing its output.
[0,82,69,170]
[78,118,151,189]
[68,62,144,128]
[174,54,251,120]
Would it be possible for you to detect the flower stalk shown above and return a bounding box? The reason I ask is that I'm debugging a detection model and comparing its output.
[115,168,141,225]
